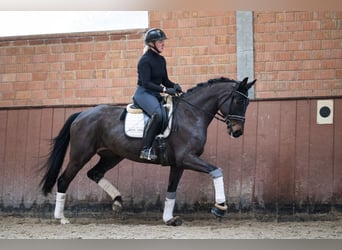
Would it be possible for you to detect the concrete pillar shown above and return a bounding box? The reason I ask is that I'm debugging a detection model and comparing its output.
[236,11,255,98]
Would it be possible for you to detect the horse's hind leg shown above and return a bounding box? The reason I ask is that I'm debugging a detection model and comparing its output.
[87,150,123,213]
[54,142,96,224]
[55,159,92,224]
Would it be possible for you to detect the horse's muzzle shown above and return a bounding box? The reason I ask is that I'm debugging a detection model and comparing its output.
[227,121,244,138]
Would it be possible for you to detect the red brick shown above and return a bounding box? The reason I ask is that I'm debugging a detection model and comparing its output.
[265,42,284,51]
[75,53,90,61]
[302,60,321,70]
[303,21,320,30]
[29,39,45,46]
[284,22,303,32]
[79,61,96,70]
[295,12,313,21]
[32,72,47,81]
[48,89,63,99]
[293,51,312,60]
[95,35,110,42]
[303,40,321,50]
[336,69,342,78]
[63,44,79,52]
[293,31,313,41]
[322,40,340,49]
[75,89,90,97]
[61,72,75,80]
[16,73,32,82]
[91,52,106,60]
[16,90,31,99]
[321,19,339,29]
[315,69,336,79]
[12,40,28,46]
[79,43,94,52]
[274,51,293,61]
[65,62,80,71]
[276,12,295,22]
[58,53,75,61]
[76,70,94,79]
[321,59,341,69]
[31,90,47,99]
[276,32,293,41]
[77,37,93,43]
[255,12,276,23]
[95,43,111,51]
[63,89,75,98]
[61,37,78,44]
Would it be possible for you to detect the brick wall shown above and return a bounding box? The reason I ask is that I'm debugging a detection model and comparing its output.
[0,30,144,107]
[0,11,236,108]
[254,11,342,98]
[149,11,237,86]
[0,11,341,107]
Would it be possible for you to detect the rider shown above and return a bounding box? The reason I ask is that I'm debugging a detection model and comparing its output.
[133,28,182,161]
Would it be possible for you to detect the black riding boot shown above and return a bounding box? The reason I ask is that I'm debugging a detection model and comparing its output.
[140,113,160,161]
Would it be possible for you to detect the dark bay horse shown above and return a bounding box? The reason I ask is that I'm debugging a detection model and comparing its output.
[40,77,256,225]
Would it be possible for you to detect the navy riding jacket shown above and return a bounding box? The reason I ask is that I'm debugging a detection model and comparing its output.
[137,49,175,94]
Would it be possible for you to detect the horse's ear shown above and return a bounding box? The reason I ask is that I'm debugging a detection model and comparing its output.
[241,77,248,85]
[246,79,256,90]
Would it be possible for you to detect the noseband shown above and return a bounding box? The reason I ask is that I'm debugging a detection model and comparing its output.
[217,90,250,127]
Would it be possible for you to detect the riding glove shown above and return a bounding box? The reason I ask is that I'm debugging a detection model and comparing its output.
[174,84,183,93]
[165,87,177,96]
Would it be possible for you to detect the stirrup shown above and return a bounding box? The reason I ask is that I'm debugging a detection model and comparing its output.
[140,148,157,161]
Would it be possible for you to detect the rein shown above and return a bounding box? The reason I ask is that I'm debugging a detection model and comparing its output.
[175,89,249,125]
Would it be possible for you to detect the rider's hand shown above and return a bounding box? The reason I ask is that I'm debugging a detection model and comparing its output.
[165,87,177,96]
[174,84,183,93]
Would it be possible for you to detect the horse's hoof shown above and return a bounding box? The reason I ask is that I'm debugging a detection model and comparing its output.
[112,197,123,213]
[60,217,70,225]
[165,216,183,226]
[211,203,227,219]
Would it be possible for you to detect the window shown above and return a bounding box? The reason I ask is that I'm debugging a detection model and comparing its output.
[0,11,148,37]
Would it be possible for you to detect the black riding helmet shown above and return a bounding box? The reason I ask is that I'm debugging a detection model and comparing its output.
[144,28,168,45]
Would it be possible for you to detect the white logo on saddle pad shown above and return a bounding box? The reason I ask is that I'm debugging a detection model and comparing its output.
[124,96,173,138]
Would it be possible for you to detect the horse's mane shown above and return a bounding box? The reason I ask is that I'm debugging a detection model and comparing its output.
[183,77,237,96]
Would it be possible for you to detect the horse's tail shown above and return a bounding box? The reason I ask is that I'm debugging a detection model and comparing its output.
[40,112,82,196]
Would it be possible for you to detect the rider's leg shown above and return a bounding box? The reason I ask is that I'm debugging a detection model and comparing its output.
[140,112,160,160]
[133,86,163,160]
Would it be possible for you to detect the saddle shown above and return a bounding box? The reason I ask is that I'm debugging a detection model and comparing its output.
[122,95,174,139]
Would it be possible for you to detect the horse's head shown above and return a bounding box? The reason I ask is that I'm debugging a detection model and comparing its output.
[220,77,256,138]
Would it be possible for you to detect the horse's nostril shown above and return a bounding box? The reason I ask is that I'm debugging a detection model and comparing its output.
[233,130,242,137]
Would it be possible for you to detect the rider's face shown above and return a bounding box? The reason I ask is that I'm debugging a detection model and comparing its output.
[154,40,165,53]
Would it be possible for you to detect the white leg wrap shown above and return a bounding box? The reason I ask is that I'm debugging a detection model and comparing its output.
[98,178,121,200]
[54,192,70,224]
[213,176,226,204]
[163,198,176,223]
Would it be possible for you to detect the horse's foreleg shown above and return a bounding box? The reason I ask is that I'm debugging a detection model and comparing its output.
[163,167,184,226]
[210,168,227,217]
[182,155,228,218]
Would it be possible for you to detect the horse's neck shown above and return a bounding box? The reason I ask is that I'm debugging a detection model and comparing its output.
[182,86,225,124]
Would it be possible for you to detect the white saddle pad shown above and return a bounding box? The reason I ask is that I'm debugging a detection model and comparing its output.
[124,95,173,138]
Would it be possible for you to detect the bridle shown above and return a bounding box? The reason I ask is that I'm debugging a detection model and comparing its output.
[176,89,250,127]
[218,90,250,125]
